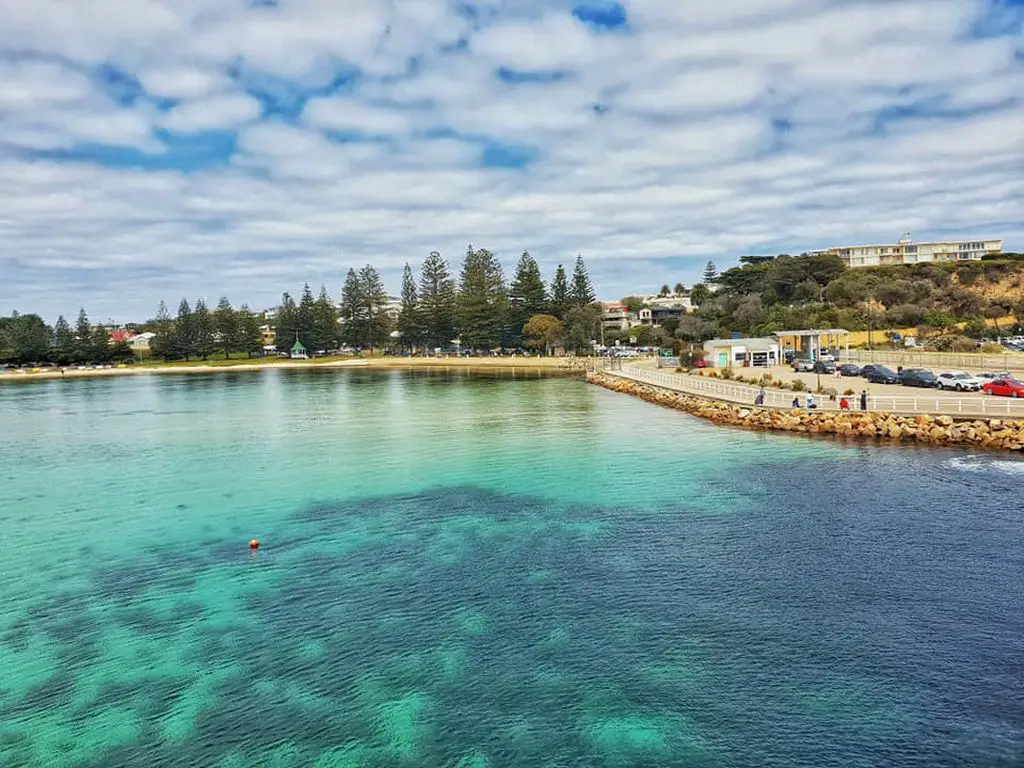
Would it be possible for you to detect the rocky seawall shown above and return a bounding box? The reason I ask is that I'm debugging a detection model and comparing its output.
[589,372,1024,452]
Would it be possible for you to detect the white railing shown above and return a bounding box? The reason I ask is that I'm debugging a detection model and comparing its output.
[614,365,1024,418]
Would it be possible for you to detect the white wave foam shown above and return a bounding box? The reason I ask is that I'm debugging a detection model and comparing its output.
[946,455,1024,475]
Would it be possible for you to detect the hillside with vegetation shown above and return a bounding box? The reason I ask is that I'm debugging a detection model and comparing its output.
[674,254,1024,350]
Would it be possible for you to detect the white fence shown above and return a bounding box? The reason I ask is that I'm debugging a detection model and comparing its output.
[615,365,1024,419]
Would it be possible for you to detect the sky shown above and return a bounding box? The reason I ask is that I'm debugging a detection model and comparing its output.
[1,0,1022,322]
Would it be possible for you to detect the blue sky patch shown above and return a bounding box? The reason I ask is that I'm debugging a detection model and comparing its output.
[572,2,628,30]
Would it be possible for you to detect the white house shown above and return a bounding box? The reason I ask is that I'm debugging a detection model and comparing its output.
[129,332,156,351]
[703,337,780,368]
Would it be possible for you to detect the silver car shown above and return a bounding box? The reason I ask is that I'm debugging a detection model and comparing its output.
[936,371,982,391]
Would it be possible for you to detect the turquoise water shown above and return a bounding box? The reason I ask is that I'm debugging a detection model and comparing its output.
[1,369,1021,767]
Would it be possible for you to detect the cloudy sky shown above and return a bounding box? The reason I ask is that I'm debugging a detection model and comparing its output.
[1,0,1022,322]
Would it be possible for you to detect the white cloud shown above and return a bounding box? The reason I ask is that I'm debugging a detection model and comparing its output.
[0,0,1021,320]
[161,92,262,133]
[138,66,232,99]
[303,97,417,135]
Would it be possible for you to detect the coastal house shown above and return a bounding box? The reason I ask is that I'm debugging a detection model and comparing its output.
[703,337,780,368]
[129,332,156,351]
[809,236,1002,268]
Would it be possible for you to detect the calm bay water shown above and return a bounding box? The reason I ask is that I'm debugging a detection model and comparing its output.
[1,369,1022,767]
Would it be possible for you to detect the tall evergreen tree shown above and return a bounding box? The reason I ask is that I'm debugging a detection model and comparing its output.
[358,265,390,350]
[297,283,316,350]
[703,261,718,283]
[570,254,596,308]
[193,298,214,360]
[171,298,194,361]
[52,314,74,364]
[456,245,507,350]
[214,296,237,358]
[507,251,548,346]
[275,293,298,352]
[236,304,264,358]
[151,301,173,360]
[74,308,92,364]
[90,323,111,363]
[311,285,339,353]
[549,264,570,319]
[419,251,456,351]
[396,263,422,350]
[339,269,363,347]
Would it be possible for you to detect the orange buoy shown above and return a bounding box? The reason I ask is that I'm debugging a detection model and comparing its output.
[249,539,260,551]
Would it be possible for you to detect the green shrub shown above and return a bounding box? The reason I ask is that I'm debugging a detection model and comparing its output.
[843,388,856,396]
[791,380,807,392]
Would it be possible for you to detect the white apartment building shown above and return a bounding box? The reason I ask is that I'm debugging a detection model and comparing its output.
[811,237,1002,268]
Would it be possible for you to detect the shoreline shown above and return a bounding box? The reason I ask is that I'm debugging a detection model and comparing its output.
[589,371,1024,453]
[0,356,587,383]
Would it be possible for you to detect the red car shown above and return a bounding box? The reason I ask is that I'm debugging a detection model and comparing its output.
[981,378,1024,398]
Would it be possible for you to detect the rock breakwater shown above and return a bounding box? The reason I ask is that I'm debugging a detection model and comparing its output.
[589,372,1024,452]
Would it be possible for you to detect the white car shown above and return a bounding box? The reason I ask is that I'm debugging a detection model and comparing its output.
[936,371,982,391]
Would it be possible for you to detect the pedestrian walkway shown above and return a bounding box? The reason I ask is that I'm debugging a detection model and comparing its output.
[610,364,1024,419]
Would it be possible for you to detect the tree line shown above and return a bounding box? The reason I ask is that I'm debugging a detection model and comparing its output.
[0,309,138,366]
[396,247,601,353]
[0,248,605,365]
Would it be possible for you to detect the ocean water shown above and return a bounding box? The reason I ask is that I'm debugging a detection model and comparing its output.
[0,369,1021,768]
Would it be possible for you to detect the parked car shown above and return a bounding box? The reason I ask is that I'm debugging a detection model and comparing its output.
[859,364,882,379]
[900,369,938,388]
[865,365,900,384]
[982,378,1024,398]
[936,371,983,391]
[792,359,815,372]
[814,360,836,374]
[978,371,1012,381]
[839,363,861,377]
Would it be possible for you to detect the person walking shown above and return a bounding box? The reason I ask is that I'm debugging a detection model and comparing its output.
[859,390,868,411]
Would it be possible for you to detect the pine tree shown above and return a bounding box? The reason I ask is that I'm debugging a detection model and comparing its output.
[358,265,389,350]
[456,245,507,350]
[397,263,422,351]
[570,254,596,308]
[151,301,173,360]
[339,269,363,348]
[236,304,263,357]
[311,285,339,353]
[214,296,237,358]
[74,308,92,364]
[171,298,194,361]
[549,264,570,319]
[90,324,111,363]
[52,314,74,364]
[297,283,316,351]
[275,293,298,353]
[193,298,214,360]
[419,251,456,351]
[507,251,548,346]
[703,261,718,283]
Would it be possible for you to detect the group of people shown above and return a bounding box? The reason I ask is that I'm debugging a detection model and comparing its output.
[755,387,870,411]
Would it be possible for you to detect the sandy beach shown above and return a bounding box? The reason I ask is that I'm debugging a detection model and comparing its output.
[0,355,587,383]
